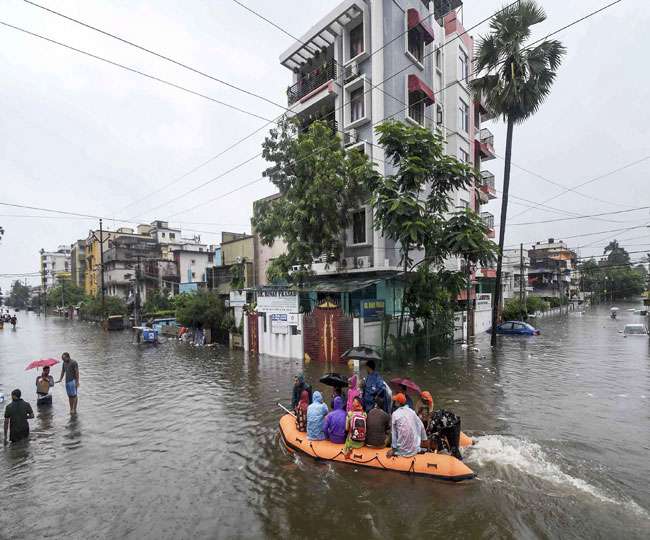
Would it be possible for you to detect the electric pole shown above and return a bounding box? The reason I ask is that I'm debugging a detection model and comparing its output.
[99,218,106,312]
[519,243,524,312]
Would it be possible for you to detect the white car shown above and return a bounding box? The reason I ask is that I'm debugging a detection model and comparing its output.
[623,324,648,336]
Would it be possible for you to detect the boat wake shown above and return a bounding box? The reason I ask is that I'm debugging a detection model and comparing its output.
[466,435,648,517]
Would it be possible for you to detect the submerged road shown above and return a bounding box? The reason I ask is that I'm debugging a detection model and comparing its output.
[1,305,649,539]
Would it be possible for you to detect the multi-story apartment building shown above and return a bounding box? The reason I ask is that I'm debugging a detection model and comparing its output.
[273,0,498,329]
[39,245,71,289]
[70,239,86,289]
[528,239,578,300]
[501,247,530,302]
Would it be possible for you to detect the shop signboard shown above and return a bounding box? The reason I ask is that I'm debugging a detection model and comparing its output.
[229,291,246,307]
[271,313,289,334]
[476,293,492,311]
[362,300,385,322]
[257,289,299,314]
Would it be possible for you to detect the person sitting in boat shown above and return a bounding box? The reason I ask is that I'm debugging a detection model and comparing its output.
[323,396,347,444]
[294,390,309,433]
[35,366,55,406]
[426,408,463,461]
[391,384,414,413]
[417,391,434,426]
[306,391,328,441]
[291,374,312,410]
[362,360,385,412]
[344,396,367,458]
[386,393,427,458]
[346,375,361,412]
[365,395,391,449]
[329,386,346,410]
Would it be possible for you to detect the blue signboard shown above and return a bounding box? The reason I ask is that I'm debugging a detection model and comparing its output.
[362,300,385,322]
[179,282,198,294]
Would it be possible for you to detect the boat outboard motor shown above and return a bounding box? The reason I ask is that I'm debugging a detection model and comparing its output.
[428,409,463,460]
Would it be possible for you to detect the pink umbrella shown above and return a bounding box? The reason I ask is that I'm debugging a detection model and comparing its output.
[25,358,59,371]
[389,378,422,395]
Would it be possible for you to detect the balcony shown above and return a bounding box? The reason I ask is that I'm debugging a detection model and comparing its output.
[299,115,338,136]
[474,93,495,122]
[481,211,496,239]
[479,170,497,201]
[476,128,496,161]
[287,59,339,106]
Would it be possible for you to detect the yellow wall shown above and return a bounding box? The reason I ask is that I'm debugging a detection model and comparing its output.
[222,236,254,267]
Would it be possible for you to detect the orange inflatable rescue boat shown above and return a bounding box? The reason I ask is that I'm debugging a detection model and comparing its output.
[279,414,475,481]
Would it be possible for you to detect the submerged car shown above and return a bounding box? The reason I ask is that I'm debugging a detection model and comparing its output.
[623,324,648,336]
[490,321,540,336]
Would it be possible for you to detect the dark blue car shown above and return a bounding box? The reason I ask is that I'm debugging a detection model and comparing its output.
[490,321,540,336]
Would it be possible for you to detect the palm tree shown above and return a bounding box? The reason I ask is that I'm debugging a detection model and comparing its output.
[471,0,566,346]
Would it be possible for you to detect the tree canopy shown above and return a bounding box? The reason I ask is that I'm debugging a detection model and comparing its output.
[8,281,30,309]
[579,242,646,300]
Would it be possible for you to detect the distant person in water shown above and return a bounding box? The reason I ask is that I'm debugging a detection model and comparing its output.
[57,352,79,414]
[4,389,34,445]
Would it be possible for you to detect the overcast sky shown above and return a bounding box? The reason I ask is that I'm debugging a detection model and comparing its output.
[1,0,649,292]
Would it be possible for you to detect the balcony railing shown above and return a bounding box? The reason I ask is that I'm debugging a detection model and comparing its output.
[479,128,494,147]
[480,170,495,190]
[287,59,339,106]
[481,211,495,229]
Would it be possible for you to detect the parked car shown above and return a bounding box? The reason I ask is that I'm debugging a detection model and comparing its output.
[623,324,648,336]
[490,321,540,336]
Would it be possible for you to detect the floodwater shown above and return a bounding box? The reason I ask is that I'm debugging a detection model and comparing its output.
[1,305,649,539]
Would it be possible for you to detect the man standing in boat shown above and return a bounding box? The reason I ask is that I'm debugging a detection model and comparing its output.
[57,352,80,414]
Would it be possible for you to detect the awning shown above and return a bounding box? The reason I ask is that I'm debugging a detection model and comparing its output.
[407,8,435,44]
[407,74,435,105]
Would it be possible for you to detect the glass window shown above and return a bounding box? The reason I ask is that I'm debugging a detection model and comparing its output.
[191,272,196,279]
[408,91,425,125]
[350,24,364,59]
[169,233,175,240]
[352,210,366,244]
[350,87,364,122]
[407,28,424,63]
[191,259,196,264]
[458,48,469,82]
[458,99,469,132]
[458,148,469,163]
[162,232,166,238]
[435,48,442,69]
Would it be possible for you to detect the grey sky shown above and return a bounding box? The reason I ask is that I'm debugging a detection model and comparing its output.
[1,0,649,292]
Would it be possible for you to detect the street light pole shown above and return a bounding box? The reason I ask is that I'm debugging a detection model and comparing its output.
[99,219,106,312]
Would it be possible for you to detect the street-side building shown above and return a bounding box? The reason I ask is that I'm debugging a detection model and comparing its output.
[173,242,213,293]
[207,232,254,296]
[501,247,531,301]
[39,245,71,289]
[70,239,86,289]
[528,239,577,300]
[103,235,162,303]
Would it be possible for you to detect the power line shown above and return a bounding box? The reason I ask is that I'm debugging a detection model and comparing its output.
[506,206,650,227]
[0,20,273,123]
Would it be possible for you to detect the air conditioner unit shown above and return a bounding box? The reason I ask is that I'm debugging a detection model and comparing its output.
[356,256,371,268]
[344,257,356,269]
[345,61,360,82]
[345,128,359,146]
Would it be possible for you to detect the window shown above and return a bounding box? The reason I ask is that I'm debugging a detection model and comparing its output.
[350,87,364,122]
[169,233,176,240]
[191,259,196,264]
[350,24,364,59]
[435,48,442,70]
[436,104,443,125]
[352,210,366,244]
[458,99,469,132]
[191,272,196,279]
[458,48,469,82]
[407,28,424,64]
[408,92,425,125]
[162,232,166,238]
[459,198,469,209]
[458,148,469,163]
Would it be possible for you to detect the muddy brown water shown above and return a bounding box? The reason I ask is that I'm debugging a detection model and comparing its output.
[1,305,649,539]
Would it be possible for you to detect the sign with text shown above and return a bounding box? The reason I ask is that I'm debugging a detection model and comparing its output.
[257,289,299,314]
[271,313,289,334]
[476,293,492,311]
[362,300,385,322]
[229,291,246,307]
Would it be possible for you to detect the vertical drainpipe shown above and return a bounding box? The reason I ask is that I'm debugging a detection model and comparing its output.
[370,0,384,270]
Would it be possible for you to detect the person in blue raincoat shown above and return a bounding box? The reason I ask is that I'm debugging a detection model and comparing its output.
[306,391,328,440]
[362,360,385,412]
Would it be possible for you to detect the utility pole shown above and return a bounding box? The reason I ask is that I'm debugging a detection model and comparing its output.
[99,219,106,312]
[519,243,524,312]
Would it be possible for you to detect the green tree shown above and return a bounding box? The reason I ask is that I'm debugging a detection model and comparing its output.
[79,294,127,319]
[252,118,375,282]
[174,290,226,331]
[445,209,499,336]
[8,280,30,309]
[604,240,630,266]
[471,0,566,346]
[46,281,85,307]
[230,258,247,290]
[368,121,495,338]
[143,289,172,315]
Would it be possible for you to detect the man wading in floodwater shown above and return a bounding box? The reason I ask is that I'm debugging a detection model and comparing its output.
[57,352,80,414]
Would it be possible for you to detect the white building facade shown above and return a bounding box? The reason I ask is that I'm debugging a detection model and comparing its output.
[40,245,71,289]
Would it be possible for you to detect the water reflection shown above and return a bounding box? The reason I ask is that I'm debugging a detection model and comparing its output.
[0,307,648,539]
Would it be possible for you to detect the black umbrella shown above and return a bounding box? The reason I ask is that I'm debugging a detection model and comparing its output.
[340,346,381,362]
[319,373,349,388]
